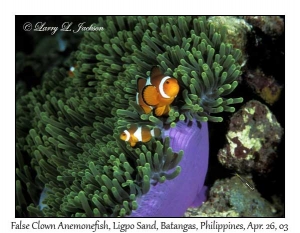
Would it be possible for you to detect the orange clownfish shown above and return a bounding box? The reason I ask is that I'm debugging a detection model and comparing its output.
[120,125,161,147]
[136,66,180,116]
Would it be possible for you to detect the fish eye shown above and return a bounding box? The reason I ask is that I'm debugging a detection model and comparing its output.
[166,80,169,84]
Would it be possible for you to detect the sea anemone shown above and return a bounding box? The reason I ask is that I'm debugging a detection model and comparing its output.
[16,16,243,217]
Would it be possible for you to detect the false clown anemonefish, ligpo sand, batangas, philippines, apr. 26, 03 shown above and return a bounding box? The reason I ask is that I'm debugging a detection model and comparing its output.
[136,66,180,116]
[120,125,161,147]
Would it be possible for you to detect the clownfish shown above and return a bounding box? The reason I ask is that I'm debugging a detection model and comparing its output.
[136,66,180,116]
[120,125,161,147]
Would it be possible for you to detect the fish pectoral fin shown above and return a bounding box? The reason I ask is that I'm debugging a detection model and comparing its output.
[130,141,136,147]
[163,105,171,115]
[130,135,140,146]
[154,106,166,116]
[142,85,159,106]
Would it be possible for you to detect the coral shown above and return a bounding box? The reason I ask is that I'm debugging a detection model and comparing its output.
[185,209,239,217]
[244,16,284,83]
[244,69,282,105]
[188,175,278,217]
[208,16,251,66]
[217,100,283,174]
[244,16,284,37]
[16,16,243,217]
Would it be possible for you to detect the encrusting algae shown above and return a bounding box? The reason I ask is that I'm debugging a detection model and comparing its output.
[16,16,243,217]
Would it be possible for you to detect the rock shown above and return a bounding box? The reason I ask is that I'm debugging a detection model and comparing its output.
[217,100,283,174]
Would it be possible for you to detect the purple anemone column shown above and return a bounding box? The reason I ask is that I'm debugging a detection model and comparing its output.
[130,120,209,217]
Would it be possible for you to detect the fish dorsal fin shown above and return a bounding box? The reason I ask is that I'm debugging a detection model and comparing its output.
[150,66,162,79]
[142,85,159,106]
[128,124,138,135]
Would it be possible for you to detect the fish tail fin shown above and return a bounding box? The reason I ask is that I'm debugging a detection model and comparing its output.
[151,128,161,138]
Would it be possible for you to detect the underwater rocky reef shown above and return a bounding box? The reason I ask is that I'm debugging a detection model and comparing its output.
[16,16,284,217]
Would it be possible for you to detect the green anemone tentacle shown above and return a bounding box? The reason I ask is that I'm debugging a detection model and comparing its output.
[16,16,243,217]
